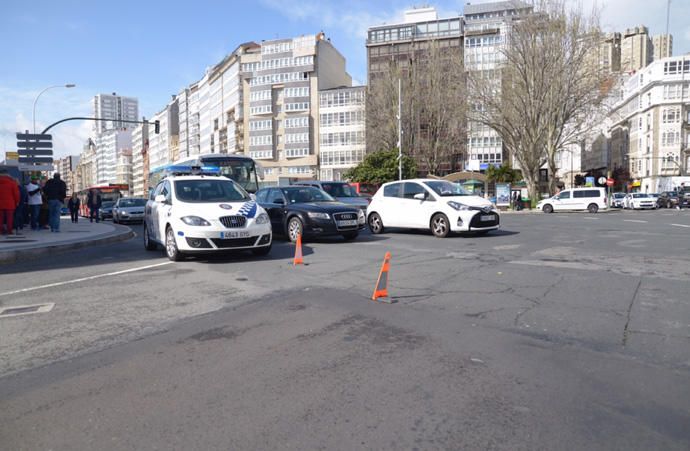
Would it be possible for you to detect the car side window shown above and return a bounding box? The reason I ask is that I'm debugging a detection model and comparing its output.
[402,182,426,199]
[573,191,586,198]
[558,191,571,199]
[255,190,268,203]
[269,189,286,204]
[384,183,402,198]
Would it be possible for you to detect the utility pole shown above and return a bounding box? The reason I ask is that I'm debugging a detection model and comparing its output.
[397,78,402,181]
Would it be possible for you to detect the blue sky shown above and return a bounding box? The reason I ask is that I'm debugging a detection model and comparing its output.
[1,0,689,159]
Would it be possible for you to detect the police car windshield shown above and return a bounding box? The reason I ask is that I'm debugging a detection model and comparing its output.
[174,179,249,203]
[283,187,335,203]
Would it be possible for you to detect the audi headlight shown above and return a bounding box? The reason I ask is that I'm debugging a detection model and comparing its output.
[358,209,365,223]
[307,212,330,220]
[255,213,269,224]
[180,216,211,226]
[447,201,470,211]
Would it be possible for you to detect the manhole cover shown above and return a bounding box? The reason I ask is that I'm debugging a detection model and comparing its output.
[0,303,55,318]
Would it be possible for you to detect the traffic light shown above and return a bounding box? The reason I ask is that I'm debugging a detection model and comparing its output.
[154,120,160,134]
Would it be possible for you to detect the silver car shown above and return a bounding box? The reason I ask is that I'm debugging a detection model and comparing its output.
[293,181,370,210]
[113,197,147,223]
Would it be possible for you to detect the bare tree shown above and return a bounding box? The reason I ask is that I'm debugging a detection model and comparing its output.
[366,40,466,176]
[469,0,609,203]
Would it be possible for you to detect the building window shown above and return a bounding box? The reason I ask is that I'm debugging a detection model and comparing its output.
[285,133,309,144]
[285,148,309,158]
[285,102,309,112]
[285,117,309,128]
[250,135,273,146]
[249,150,273,159]
[287,166,312,174]
[662,108,680,124]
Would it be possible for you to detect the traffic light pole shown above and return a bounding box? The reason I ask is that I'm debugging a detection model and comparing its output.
[41,117,159,134]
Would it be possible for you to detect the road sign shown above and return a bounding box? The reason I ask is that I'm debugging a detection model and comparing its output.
[16,133,52,140]
[17,141,53,149]
[19,164,54,172]
[16,131,53,170]
[597,176,607,185]
[606,178,614,186]
[5,151,19,160]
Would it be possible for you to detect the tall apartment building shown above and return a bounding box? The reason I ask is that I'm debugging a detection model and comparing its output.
[463,1,532,170]
[131,123,147,197]
[318,86,366,180]
[599,32,622,73]
[652,34,673,61]
[621,26,653,73]
[92,93,139,134]
[94,130,133,187]
[240,33,352,184]
[366,7,462,80]
[54,155,80,195]
[607,56,690,192]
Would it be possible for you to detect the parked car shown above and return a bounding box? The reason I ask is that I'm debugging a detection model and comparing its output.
[113,197,147,223]
[366,179,499,238]
[611,192,626,208]
[537,187,608,213]
[99,201,115,220]
[624,193,657,210]
[255,186,365,242]
[293,181,370,210]
[657,191,679,208]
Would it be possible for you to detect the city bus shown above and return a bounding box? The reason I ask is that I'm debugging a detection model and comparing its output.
[77,184,128,216]
[148,153,261,195]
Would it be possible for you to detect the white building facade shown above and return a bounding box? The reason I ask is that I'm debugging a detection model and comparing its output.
[609,55,690,192]
[318,86,366,180]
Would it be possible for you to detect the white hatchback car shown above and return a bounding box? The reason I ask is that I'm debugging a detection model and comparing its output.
[366,179,499,237]
[624,193,657,210]
[144,173,272,261]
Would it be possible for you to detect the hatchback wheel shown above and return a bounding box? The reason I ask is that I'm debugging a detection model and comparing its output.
[144,224,157,251]
[368,212,384,234]
[165,226,183,261]
[431,213,450,238]
[287,217,303,243]
[543,204,553,214]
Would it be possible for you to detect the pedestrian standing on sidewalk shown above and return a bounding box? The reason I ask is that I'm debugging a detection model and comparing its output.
[87,189,102,223]
[43,173,67,232]
[39,178,50,229]
[25,177,42,231]
[68,193,80,223]
[677,182,686,210]
[0,169,20,235]
[14,179,28,234]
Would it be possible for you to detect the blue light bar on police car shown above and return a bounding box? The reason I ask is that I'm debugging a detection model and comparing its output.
[165,165,222,176]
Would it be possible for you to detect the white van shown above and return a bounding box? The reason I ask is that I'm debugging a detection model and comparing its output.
[537,187,608,213]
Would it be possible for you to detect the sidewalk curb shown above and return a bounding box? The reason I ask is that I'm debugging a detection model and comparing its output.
[0,226,135,265]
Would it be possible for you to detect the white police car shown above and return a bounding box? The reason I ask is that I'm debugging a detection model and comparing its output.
[143,167,272,261]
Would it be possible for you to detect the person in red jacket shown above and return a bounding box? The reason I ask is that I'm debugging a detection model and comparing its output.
[0,169,20,235]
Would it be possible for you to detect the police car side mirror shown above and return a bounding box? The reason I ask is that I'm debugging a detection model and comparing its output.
[155,194,166,204]
[249,193,256,201]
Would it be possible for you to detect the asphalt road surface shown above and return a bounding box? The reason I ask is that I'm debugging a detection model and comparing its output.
[1,209,689,450]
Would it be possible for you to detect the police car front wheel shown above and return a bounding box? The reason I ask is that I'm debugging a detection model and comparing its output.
[165,226,184,261]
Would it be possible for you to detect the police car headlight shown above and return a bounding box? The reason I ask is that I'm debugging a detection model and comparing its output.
[255,213,269,224]
[181,216,210,226]
[308,212,330,220]
[447,201,470,211]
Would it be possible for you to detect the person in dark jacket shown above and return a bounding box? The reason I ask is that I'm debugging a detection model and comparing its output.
[43,173,67,232]
[14,181,28,233]
[67,193,80,223]
[0,169,20,235]
[87,189,102,223]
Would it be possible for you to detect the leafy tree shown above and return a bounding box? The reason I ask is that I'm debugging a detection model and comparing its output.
[485,163,522,183]
[344,149,417,184]
[573,174,586,187]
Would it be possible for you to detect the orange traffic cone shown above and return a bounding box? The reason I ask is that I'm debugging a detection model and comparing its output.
[293,234,304,265]
[372,252,392,302]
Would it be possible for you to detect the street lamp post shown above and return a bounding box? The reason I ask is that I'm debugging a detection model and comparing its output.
[32,84,76,133]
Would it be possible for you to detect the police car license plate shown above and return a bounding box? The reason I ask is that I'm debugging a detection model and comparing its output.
[480,215,495,222]
[337,220,358,227]
[220,231,250,239]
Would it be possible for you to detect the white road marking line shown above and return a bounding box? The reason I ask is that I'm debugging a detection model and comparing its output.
[0,261,174,297]
[623,219,647,223]
[670,223,690,228]
[583,217,599,220]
